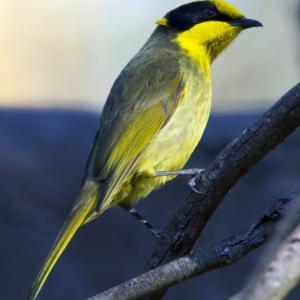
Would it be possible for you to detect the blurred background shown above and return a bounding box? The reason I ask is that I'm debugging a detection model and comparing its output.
[1,0,299,111]
[0,0,300,299]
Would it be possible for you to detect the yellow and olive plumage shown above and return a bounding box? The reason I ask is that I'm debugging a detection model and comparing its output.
[27,1,262,299]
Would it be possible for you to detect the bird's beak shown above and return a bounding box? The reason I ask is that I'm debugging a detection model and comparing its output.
[229,18,263,29]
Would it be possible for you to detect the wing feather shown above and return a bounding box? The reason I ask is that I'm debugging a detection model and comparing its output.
[84,51,185,210]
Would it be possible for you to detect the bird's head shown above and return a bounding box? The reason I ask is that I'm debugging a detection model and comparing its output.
[156,0,262,64]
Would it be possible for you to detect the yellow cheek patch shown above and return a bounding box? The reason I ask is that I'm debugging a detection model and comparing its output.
[207,0,244,19]
[177,21,233,48]
[175,21,241,66]
[156,18,169,27]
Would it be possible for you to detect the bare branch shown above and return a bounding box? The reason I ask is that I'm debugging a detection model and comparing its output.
[141,82,300,299]
[144,82,300,276]
[86,83,300,300]
[86,190,300,300]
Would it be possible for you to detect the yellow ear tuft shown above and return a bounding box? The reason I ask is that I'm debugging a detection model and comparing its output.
[206,0,244,19]
[155,18,169,27]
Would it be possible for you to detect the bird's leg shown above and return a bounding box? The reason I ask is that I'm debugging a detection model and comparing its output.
[121,206,161,237]
[155,168,204,193]
[155,168,203,176]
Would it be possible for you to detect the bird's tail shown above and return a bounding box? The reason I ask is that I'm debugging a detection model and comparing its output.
[27,181,100,300]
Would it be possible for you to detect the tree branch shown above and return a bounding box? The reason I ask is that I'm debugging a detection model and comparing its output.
[143,82,300,276]
[140,82,300,300]
[86,190,300,300]
[87,83,300,299]
[86,83,300,299]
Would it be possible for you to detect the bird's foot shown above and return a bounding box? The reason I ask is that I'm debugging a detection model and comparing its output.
[187,168,204,194]
[155,168,204,193]
[150,228,162,238]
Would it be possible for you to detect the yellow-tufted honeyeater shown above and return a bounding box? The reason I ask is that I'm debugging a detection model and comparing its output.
[27,1,262,299]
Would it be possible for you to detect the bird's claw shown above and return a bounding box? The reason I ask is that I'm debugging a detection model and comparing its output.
[188,169,204,194]
[150,228,162,238]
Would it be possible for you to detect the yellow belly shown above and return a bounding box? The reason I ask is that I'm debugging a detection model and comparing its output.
[118,72,212,206]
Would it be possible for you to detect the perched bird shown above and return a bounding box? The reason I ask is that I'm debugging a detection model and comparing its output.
[27,0,262,299]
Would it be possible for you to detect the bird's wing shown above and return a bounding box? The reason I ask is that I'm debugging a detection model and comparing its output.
[85,52,185,210]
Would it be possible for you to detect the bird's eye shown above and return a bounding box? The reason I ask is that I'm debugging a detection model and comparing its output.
[204,8,216,18]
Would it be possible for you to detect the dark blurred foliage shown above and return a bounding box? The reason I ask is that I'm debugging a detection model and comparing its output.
[0,109,299,300]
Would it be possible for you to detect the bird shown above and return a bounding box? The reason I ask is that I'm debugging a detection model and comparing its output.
[27,0,262,299]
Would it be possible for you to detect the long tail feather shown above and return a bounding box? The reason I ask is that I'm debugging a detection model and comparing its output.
[27,181,99,300]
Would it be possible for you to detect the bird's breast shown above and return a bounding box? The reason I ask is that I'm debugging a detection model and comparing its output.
[119,59,212,205]
[137,66,212,174]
